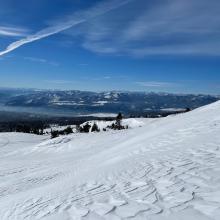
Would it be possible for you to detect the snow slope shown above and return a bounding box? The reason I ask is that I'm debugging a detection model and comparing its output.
[0,101,220,219]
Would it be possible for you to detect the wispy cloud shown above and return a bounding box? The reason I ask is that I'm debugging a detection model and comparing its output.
[68,0,220,56]
[136,81,176,88]
[79,63,89,66]
[24,56,59,66]
[2,0,219,57]
[45,80,78,84]
[24,57,47,63]
[103,76,111,79]
[0,26,29,37]
[0,0,131,57]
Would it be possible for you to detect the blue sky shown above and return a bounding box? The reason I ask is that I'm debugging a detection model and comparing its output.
[0,0,220,94]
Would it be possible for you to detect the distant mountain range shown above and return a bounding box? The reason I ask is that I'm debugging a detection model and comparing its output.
[0,88,219,116]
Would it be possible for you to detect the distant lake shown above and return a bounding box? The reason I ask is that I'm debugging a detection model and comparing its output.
[0,104,118,118]
[0,104,83,117]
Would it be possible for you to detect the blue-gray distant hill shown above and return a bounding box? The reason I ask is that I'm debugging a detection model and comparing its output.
[0,88,219,116]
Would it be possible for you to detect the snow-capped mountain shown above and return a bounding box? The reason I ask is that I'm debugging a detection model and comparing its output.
[0,88,219,115]
[0,101,220,219]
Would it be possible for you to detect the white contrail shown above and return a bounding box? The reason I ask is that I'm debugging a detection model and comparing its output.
[0,0,131,57]
[0,20,85,56]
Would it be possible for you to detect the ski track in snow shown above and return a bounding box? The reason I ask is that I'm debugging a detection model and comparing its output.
[0,102,220,219]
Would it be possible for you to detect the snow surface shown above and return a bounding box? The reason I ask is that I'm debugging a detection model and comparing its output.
[1,101,220,219]
[80,118,149,132]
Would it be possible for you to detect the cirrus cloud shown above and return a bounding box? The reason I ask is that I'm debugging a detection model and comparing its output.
[0,0,132,57]
[66,0,220,56]
[136,81,176,88]
[1,0,220,57]
[0,26,29,37]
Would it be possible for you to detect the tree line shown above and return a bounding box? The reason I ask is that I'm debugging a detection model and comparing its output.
[51,113,127,138]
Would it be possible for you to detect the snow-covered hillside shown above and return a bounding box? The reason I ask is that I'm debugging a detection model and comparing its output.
[45,118,149,135]
[80,118,149,132]
[1,101,220,219]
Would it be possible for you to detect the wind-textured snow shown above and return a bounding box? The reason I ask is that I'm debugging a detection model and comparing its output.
[1,101,220,219]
